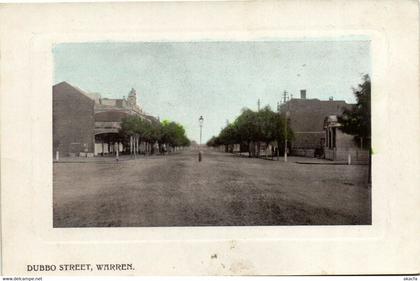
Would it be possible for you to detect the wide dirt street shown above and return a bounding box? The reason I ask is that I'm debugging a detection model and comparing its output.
[53,149,371,227]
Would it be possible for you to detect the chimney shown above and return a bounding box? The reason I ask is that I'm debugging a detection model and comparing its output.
[300,89,306,99]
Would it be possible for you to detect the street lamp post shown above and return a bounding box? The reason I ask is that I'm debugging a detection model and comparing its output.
[198,116,204,162]
[199,116,203,146]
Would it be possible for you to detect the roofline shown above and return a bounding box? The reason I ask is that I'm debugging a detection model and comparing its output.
[287,98,350,103]
[53,81,95,101]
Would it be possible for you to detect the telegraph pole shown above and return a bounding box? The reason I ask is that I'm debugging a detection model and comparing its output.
[277,102,280,161]
[283,91,289,162]
[257,98,261,111]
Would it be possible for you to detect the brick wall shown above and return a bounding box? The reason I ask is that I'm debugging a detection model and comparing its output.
[280,98,353,149]
[53,82,95,156]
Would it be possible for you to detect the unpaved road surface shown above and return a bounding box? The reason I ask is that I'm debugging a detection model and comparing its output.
[53,149,371,227]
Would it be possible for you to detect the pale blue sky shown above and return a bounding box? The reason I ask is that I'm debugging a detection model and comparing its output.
[53,40,370,143]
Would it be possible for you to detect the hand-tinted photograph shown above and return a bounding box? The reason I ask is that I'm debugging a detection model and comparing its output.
[52,40,371,227]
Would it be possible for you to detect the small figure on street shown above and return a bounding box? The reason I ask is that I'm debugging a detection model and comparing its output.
[152,142,159,155]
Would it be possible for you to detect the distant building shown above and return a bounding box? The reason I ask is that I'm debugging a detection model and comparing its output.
[94,87,143,115]
[53,81,157,158]
[279,90,353,157]
[92,87,148,156]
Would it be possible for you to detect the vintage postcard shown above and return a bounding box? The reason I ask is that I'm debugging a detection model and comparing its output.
[0,0,419,276]
[52,40,371,228]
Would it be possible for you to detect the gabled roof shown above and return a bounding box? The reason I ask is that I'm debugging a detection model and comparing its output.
[53,81,94,101]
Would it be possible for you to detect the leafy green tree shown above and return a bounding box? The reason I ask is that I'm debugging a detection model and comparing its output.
[145,120,162,144]
[119,115,138,138]
[338,74,371,148]
[120,116,190,154]
[256,106,294,147]
[210,106,294,157]
[234,108,259,156]
[119,115,154,154]
[217,123,238,152]
[160,120,190,149]
[206,136,219,147]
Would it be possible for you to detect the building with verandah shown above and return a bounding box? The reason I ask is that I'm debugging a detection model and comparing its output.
[323,115,369,162]
[53,81,157,158]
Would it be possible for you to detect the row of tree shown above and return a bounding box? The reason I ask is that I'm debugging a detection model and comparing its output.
[207,106,294,157]
[119,116,190,154]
